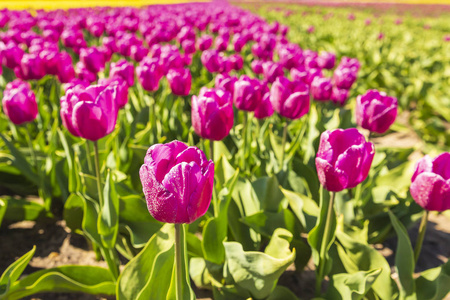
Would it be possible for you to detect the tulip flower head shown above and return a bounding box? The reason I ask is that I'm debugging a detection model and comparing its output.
[270,76,310,120]
[166,68,192,96]
[311,77,332,101]
[139,140,214,224]
[2,79,38,125]
[136,57,163,92]
[315,128,375,192]
[191,87,234,141]
[60,84,118,141]
[356,89,398,134]
[410,153,450,211]
[233,75,263,111]
[110,59,135,87]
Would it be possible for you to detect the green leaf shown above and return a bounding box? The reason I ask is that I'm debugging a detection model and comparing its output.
[0,133,39,186]
[415,260,450,300]
[98,170,119,249]
[5,266,115,300]
[0,246,35,296]
[2,197,49,222]
[241,209,301,239]
[326,269,382,300]
[335,229,396,299]
[252,176,284,213]
[0,198,6,227]
[117,224,195,300]
[280,187,319,231]
[376,161,414,198]
[266,286,299,300]
[388,211,416,300]
[224,229,296,299]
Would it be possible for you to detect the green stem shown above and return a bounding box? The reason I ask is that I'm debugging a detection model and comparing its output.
[93,141,104,206]
[209,139,214,162]
[209,139,219,217]
[241,113,248,172]
[85,141,93,174]
[316,191,336,296]
[24,124,37,170]
[414,210,429,264]
[280,121,288,170]
[175,223,183,300]
[100,247,119,281]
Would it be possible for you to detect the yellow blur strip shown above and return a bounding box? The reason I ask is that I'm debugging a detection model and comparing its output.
[0,0,209,10]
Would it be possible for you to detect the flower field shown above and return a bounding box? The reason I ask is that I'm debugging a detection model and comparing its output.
[0,1,449,300]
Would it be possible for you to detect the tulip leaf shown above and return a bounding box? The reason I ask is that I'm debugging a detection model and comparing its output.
[0,246,35,297]
[252,175,284,213]
[202,216,228,264]
[375,161,414,198]
[335,229,397,299]
[241,209,301,239]
[2,197,50,222]
[0,133,39,186]
[224,228,296,300]
[98,170,119,249]
[325,269,382,300]
[415,259,450,300]
[266,285,299,300]
[280,187,319,231]
[117,224,195,300]
[388,211,416,300]
[0,198,6,227]
[5,266,115,300]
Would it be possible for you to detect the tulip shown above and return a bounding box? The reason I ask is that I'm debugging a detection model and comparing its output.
[191,88,234,141]
[233,75,263,112]
[306,68,323,85]
[15,53,46,80]
[139,140,214,224]
[290,66,308,84]
[229,54,243,71]
[254,91,274,119]
[1,42,24,69]
[315,128,375,192]
[333,67,357,90]
[317,51,336,70]
[270,76,310,120]
[355,89,398,134]
[167,68,191,96]
[63,78,90,92]
[311,77,332,101]
[262,61,284,83]
[337,57,360,73]
[214,35,228,52]
[80,47,105,73]
[251,60,263,75]
[197,35,213,51]
[75,61,97,83]
[410,153,450,212]
[136,57,163,92]
[181,39,196,55]
[201,49,221,73]
[60,84,118,141]
[277,43,303,70]
[110,59,135,87]
[215,73,237,95]
[2,79,38,125]
[330,87,349,106]
[98,77,129,109]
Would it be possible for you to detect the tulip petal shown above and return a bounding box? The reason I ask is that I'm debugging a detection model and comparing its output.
[72,101,108,141]
[432,152,450,180]
[315,157,348,192]
[410,173,450,211]
[187,161,214,222]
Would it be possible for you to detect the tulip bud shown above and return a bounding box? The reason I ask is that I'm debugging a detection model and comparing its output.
[254,91,274,119]
[110,59,135,87]
[167,68,191,96]
[98,77,128,109]
[1,42,24,69]
[191,88,234,141]
[333,67,357,90]
[270,76,310,120]
[229,54,243,71]
[331,87,349,106]
[315,128,375,192]
[311,77,332,101]
[139,140,214,224]
[317,51,336,69]
[215,73,237,95]
[80,47,105,73]
[197,34,213,51]
[233,75,263,111]
[130,44,149,62]
[136,57,163,92]
[201,49,221,73]
[2,79,38,125]
[15,53,46,80]
[410,153,450,211]
[60,84,118,141]
[75,61,97,83]
[262,61,284,83]
[251,60,263,75]
[356,89,398,134]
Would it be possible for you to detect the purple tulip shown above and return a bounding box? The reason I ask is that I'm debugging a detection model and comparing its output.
[333,67,357,90]
[229,54,243,71]
[315,128,375,192]
[197,35,213,51]
[262,61,284,83]
[215,73,237,95]
[60,84,118,141]
[410,153,450,211]
[254,91,274,119]
[277,43,303,70]
[98,77,129,109]
[15,53,46,81]
[306,68,323,85]
[80,47,105,73]
[317,51,336,70]
[270,76,310,120]
[181,39,196,55]
[110,59,135,87]
[311,77,332,101]
[130,45,149,62]
[201,49,221,73]
[233,75,263,112]
[2,79,38,125]
[167,68,191,96]
[331,87,349,106]
[232,33,247,52]
[290,66,308,84]
[1,42,24,69]
[251,60,264,75]
[136,57,163,92]
[215,35,229,52]
[191,87,234,141]
[75,61,97,83]
[356,89,398,134]
[338,57,360,73]
[139,140,214,224]
[63,78,90,93]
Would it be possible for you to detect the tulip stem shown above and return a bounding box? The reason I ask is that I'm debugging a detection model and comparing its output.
[209,140,214,162]
[175,223,183,300]
[85,141,93,174]
[414,210,429,264]
[280,121,288,170]
[241,113,248,172]
[24,124,37,170]
[316,191,336,296]
[93,141,104,206]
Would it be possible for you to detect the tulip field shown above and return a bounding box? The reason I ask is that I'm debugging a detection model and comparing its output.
[0,1,449,300]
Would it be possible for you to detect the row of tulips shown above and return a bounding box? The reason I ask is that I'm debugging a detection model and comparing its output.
[0,2,449,300]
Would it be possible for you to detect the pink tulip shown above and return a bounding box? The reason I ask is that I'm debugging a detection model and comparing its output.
[167,68,191,96]
[2,79,38,125]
